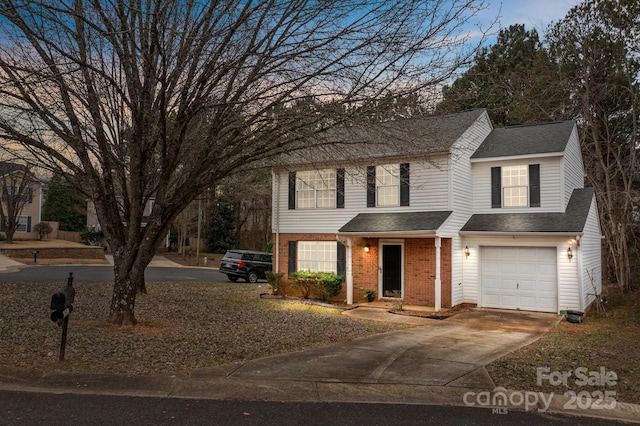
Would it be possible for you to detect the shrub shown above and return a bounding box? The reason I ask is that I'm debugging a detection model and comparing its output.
[290,271,343,301]
[81,226,104,246]
[34,222,53,240]
[265,271,285,296]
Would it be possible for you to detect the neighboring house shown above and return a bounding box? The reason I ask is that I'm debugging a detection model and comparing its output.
[271,109,602,314]
[0,162,46,240]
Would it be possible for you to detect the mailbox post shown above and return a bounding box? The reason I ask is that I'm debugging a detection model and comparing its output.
[50,272,75,361]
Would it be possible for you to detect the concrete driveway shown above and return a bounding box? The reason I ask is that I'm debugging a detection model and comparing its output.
[227,309,559,389]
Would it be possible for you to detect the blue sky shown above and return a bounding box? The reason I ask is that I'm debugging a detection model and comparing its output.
[479,0,581,34]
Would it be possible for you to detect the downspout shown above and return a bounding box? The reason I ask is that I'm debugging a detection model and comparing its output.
[575,235,583,311]
[435,236,441,312]
[272,170,280,273]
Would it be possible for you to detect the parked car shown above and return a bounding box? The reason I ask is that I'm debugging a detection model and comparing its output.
[219,250,273,283]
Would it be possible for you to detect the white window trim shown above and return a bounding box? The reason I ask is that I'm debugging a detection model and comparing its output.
[376,164,400,207]
[296,169,336,209]
[502,165,529,208]
[297,241,337,273]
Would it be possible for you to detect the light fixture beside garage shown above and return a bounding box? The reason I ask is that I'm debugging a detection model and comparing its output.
[567,247,573,261]
[364,243,370,253]
[464,246,470,258]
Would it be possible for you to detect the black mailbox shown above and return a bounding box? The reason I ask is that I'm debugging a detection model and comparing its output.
[50,285,75,322]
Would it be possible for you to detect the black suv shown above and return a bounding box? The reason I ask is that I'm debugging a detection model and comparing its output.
[219,250,273,283]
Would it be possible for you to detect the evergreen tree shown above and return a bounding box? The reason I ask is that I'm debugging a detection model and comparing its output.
[206,201,239,254]
[42,174,86,231]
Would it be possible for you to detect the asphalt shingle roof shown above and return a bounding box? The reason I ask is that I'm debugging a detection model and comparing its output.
[278,109,487,167]
[471,121,575,159]
[460,188,594,234]
[338,211,452,234]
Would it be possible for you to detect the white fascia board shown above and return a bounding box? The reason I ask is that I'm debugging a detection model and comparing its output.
[470,152,563,163]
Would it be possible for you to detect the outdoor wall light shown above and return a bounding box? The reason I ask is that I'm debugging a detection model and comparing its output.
[364,244,370,253]
[567,247,573,261]
[464,246,470,258]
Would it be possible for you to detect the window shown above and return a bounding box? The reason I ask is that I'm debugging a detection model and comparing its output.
[491,164,540,208]
[367,163,410,207]
[502,165,528,207]
[16,216,30,232]
[376,164,399,206]
[297,241,337,273]
[288,169,345,210]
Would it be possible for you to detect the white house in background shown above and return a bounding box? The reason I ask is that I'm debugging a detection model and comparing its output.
[271,109,602,314]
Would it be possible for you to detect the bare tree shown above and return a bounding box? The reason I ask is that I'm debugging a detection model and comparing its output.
[0,162,37,243]
[0,0,489,324]
[547,0,640,290]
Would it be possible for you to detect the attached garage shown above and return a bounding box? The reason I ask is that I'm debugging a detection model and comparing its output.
[481,246,557,313]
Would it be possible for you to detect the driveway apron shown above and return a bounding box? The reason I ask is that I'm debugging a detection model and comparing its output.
[228,310,559,389]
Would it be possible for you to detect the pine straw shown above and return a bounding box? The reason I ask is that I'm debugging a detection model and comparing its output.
[0,282,408,375]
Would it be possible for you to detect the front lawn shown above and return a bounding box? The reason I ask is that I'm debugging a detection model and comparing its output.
[487,288,640,405]
[0,282,409,375]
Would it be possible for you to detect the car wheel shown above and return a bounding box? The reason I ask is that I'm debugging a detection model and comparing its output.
[227,275,239,282]
[246,271,259,283]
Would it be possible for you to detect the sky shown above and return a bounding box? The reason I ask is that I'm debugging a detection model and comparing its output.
[476,0,581,37]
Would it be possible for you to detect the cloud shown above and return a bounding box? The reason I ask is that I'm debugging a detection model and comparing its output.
[492,0,580,32]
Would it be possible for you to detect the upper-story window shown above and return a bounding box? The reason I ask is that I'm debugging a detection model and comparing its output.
[376,165,399,206]
[288,169,345,210]
[296,169,336,209]
[492,164,540,209]
[367,163,410,208]
[502,165,528,207]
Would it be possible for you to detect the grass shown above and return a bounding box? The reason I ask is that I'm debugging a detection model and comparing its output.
[486,287,640,405]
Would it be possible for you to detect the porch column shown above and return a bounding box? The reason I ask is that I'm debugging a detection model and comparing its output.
[435,236,441,312]
[346,237,353,305]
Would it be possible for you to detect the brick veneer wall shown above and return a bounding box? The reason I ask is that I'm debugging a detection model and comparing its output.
[274,233,452,307]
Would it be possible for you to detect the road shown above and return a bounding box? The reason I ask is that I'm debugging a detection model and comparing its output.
[0,390,625,426]
[0,265,233,283]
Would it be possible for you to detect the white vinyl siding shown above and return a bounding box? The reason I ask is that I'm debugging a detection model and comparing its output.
[274,157,451,234]
[471,157,562,214]
[562,127,585,206]
[579,197,602,310]
[297,241,337,273]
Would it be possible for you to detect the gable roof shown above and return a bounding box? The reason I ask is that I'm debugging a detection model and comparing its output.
[338,211,452,235]
[460,188,594,235]
[277,109,487,167]
[471,121,575,160]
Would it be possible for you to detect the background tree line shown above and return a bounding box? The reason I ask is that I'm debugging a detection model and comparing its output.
[438,0,640,291]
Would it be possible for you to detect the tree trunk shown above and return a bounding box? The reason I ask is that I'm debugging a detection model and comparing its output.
[108,247,153,325]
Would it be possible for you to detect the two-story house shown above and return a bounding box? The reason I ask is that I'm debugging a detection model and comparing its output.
[271,109,602,314]
[0,162,46,239]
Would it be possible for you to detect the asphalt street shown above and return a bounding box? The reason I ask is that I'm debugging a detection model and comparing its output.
[0,390,628,426]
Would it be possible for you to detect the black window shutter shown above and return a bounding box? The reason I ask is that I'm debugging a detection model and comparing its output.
[28,187,33,203]
[26,216,31,232]
[336,168,345,208]
[400,163,410,206]
[288,171,296,210]
[366,166,376,207]
[337,242,346,278]
[529,164,541,207]
[288,241,297,274]
[491,167,502,208]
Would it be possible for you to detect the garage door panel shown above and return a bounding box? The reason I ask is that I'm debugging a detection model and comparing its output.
[481,247,558,313]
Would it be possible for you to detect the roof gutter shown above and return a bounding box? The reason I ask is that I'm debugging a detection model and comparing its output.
[459,231,585,237]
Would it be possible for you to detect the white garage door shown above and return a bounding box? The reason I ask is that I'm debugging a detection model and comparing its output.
[481,247,557,313]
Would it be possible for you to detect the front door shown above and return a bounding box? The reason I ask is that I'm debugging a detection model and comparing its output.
[381,244,402,298]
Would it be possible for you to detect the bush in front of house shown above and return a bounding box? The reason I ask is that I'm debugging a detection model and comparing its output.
[290,271,343,301]
[34,222,53,240]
